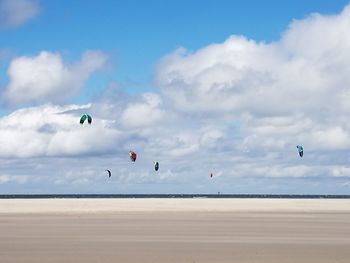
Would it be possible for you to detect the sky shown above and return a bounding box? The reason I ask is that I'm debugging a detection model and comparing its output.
[1,0,350,194]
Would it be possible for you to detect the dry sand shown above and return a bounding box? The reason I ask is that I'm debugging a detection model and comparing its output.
[0,198,349,262]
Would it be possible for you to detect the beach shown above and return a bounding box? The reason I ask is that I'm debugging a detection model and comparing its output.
[0,198,349,262]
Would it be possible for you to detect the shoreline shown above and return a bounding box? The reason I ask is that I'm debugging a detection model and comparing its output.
[0,198,349,214]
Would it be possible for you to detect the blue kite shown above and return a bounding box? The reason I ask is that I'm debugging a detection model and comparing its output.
[296,145,303,158]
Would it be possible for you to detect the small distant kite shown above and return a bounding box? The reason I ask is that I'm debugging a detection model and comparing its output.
[128,151,137,162]
[296,145,303,158]
[153,161,159,171]
[210,173,213,178]
[105,169,111,178]
[80,114,92,125]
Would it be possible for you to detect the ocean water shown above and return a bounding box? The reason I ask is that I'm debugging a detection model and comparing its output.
[0,194,349,199]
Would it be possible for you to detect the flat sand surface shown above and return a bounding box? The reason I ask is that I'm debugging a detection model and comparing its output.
[0,199,349,262]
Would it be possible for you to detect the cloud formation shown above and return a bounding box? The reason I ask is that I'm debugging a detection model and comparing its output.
[0,104,122,158]
[0,0,40,28]
[4,51,108,105]
[156,4,350,152]
[3,4,350,193]
[120,93,165,128]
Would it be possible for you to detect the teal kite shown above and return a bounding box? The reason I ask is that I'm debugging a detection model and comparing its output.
[80,114,92,125]
[296,145,303,158]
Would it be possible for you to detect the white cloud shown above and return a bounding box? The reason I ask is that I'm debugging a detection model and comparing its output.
[0,0,40,28]
[120,93,165,128]
[156,5,350,117]
[0,104,122,158]
[4,50,108,105]
[155,3,350,157]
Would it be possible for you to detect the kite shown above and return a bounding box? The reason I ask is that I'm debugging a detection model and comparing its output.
[129,151,137,162]
[296,145,303,158]
[80,114,92,125]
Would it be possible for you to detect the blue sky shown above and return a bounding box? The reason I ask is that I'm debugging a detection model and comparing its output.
[1,0,350,194]
[2,0,349,99]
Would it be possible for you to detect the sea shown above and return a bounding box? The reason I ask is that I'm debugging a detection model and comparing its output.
[0,194,349,199]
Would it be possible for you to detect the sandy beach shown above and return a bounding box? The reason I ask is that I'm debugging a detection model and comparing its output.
[0,198,349,262]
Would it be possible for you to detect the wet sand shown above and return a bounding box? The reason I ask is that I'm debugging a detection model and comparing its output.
[0,199,349,262]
